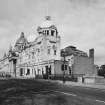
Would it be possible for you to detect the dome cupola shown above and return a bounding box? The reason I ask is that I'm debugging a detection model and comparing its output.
[14,32,28,52]
[40,16,54,28]
[15,32,28,45]
[37,16,58,37]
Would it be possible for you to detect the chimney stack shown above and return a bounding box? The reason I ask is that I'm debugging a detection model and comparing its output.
[89,48,94,64]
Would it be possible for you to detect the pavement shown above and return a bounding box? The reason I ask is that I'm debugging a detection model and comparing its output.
[47,79,105,104]
[1,79,105,105]
[49,80,105,90]
[66,82,105,90]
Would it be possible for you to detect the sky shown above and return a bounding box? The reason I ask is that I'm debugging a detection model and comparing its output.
[0,0,105,65]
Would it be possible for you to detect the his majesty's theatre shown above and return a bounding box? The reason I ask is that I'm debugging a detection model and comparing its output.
[0,16,97,79]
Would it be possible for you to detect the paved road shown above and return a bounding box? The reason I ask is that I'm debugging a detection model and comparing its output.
[0,79,105,105]
[39,79,105,104]
[31,79,105,104]
[50,82,105,104]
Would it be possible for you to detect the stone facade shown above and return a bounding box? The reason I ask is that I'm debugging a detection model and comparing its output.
[0,16,96,79]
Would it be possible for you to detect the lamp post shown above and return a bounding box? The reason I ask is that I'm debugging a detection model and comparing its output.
[62,49,66,84]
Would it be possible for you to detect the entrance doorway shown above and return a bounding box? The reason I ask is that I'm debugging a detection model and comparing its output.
[45,65,52,79]
[20,68,23,76]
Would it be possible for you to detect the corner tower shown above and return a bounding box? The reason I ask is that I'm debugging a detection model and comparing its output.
[37,16,58,37]
[36,16,61,61]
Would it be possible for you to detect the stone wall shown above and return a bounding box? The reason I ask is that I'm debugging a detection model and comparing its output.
[54,60,69,75]
[73,56,95,76]
[83,76,105,84]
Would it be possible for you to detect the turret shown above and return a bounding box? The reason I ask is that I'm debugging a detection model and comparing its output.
[14,32,28,52]
[37,16,58,37]
[89,48,94,64]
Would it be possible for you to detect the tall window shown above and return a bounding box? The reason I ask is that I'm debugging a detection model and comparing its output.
[43,31,44,35]
[26,69,30,75]
[38,49,40,53]
[61,65,67,71]
[37,48,40,56]
[47,30,49,35]
[65,65,67,70]
[38,69,40,75]
[51,30,55,36]
[32,69,33,74]
[48,49,50,54]
[45,30,47,35]
[34,69,36,75]
[32,52,34,59]
[69,67,71,75]
[54,50,56,55]
[20,68,23,76]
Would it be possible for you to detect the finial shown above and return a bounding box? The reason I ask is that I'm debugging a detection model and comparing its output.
[20,32,24,37]
[45,16,51,20]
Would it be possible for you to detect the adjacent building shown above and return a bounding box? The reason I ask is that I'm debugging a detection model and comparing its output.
[61,46,96,77]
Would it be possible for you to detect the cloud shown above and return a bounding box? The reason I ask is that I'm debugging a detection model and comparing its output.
[0,0,105,65]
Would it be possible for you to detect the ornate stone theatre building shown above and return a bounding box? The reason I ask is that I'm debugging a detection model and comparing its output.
[0,16,96,79]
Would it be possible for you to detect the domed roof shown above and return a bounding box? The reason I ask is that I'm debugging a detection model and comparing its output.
[40,16,55,28]
[15,32,28,45]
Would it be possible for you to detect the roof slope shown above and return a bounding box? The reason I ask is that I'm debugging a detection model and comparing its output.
[61,46,88,57]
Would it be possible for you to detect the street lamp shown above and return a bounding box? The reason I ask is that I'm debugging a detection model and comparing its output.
[61,49,67,84]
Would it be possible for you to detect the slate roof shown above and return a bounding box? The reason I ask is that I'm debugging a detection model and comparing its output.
[61,46,88,57]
